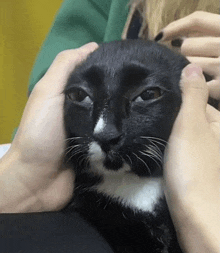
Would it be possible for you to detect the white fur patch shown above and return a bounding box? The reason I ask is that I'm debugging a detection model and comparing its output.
[89,141,105,173]
[88,141,130,175]
[94,115,105,134]
[88,142,163,213]
[95,174,163,213]
[89,141,105,161]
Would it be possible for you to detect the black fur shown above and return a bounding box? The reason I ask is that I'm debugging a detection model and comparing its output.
[63,40,215,252]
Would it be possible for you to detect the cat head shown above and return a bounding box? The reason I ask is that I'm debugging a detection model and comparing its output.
[63,40,189,177]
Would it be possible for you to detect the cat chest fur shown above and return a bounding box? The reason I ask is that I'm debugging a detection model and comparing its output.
[89,152,164,213]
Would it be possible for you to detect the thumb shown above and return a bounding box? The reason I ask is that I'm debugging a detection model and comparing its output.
[180,63,209,117]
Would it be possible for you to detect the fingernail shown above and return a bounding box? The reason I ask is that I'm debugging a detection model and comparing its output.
[154,32,163,41]
[171,39,183,47]
[184,64,203,78]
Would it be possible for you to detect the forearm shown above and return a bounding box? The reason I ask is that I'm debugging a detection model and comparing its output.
[167,188,220,253]
[0,149,45,213]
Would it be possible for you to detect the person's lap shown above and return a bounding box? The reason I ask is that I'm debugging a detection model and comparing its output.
[0,211,113,253]
[0,146,112,252]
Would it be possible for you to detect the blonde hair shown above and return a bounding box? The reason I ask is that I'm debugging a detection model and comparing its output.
[130,0,219,39]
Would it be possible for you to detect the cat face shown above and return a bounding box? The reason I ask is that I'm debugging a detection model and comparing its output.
[64,40,188,177]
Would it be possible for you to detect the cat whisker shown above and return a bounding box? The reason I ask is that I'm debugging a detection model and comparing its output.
[146,145,163,161]
[122,95,129,100]
[74,184,82,191]
[65,144,81,155]
[66,148,83,159]
[65,144,80,151]
[66,145,88,164]
[145,136,167,143]
[70,148,84,155]
[141,136,168,148]
[74,184,91,195]
[132,152,151,175]
[122,212,128,220]
[78,154,89,166]
[149,139,167,150]
[103,196,112,210]
[125,154,133,166]
[140,136,167,145]
[67,143,88,154]
[74,147,89,158]
[96,197,102,206]
[118,153,125,163]
[139,151,162,170]
[66,152,79,164]
[144,144,163,162]
[147,140,163,158]
[147,155,162,170]
[144,151,162,166]
[140,136,166,169]
[65,136,84,142]
[85,156,90,168]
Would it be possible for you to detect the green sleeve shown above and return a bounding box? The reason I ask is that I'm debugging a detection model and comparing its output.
[28,0,129,93]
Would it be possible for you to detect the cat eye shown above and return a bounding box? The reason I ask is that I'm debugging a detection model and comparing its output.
[67,89,92,104]
[134,88,162,102]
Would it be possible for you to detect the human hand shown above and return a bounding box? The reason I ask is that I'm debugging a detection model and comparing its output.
[164,64,220,253]
[0,43,98,212]
[155,11,220,98]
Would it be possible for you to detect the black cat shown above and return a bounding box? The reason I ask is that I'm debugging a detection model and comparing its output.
[63,39,211,253]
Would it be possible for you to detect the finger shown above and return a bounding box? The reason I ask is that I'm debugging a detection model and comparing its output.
[35,42,99,95]
[158,11,220,41]
[181,37,220,58]
[180,64,208,116]
[207,79,220,100]
[47,42,99,77]
[186,56,220,78]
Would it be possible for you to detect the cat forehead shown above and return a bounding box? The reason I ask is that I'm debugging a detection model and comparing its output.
[67,62,172,94]
[65,40,188,91]
[84,39,188,69]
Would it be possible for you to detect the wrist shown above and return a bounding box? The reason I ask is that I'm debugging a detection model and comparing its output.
[166,187,220,253]
[0,146,74,213]
[0,148,48,213]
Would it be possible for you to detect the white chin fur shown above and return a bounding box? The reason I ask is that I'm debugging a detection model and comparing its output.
[89,141,163,213]
[89,141,105,162]
[89,141,130,175]
[95,174,163,213]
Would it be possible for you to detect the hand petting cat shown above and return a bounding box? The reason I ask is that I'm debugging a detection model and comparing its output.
[0,43,98,213]
[155,11,220,100]
[157,12,220,252]
[164,64,220,253]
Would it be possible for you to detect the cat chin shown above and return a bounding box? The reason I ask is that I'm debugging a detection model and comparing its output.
[89,157,131,176]
[88,141,131,175]
[88,141,157,177]
[88,144,164,213]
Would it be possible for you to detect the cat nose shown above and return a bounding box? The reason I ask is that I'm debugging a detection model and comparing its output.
[93,126,124,152]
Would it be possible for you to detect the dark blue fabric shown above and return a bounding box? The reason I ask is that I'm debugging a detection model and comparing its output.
[0,211,113,253]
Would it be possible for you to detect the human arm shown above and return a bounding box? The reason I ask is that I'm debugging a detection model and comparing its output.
[164,63,220,253]
[0,43,98,213]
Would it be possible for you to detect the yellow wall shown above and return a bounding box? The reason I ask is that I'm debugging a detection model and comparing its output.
[0,0,63,144]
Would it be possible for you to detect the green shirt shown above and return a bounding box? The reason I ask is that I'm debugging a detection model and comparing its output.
[29,0,130,93]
